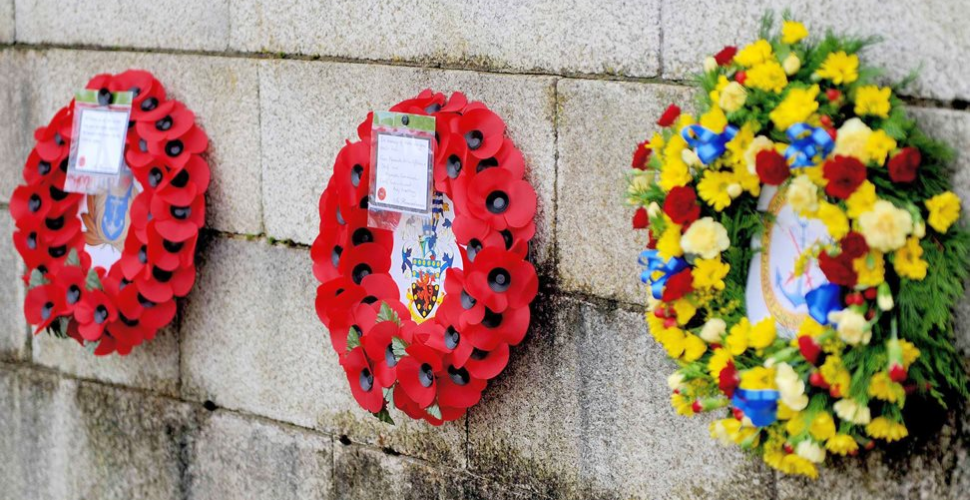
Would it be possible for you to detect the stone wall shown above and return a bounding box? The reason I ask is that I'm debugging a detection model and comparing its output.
[1,2,968,499]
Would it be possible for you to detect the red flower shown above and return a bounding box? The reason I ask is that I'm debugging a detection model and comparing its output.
[463,343,510,380]
[424,317,474,369]
[333,140,371,215]
[150,191,205,242]
[461,168,537,231]
[341,347,385,413]
[888,147,921,184]
[818,251,857,287]
[631,140,651,170]
[397,343,444,408]
[657,104,681,127]
[718,360,739,397]
[798,336,822,365]
[133,263,196,303]
[154,156,211,207]
[840,232,869,260]
[663,186,701,224]
[362,320,406,388]
[632,207,649,229]
[338,243,392,286]
[52,265,88,313]
[823,155,867,199]
[457,108,506,160]
[464,247,538,313]
[714,46,738,66]
[662,269,693,302]
[390,89,446,115]
[463,305,530,350]
[436,356,487,409]
[10,184,52,229]
[434,123,470,197]
[755,150,790,186]
[22,150,65,187]
[328,303,377,354]
[33,108,72,163]
[24,284,66,333]
[315,277,365,329]
[135,101,196,143]
[75,290,118,341]
[452,214,532,259]
[147,222,199,272]
[146,124,208,170]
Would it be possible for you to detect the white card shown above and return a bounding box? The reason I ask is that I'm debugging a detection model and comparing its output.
[74,108,129,175]
[372,133,433,215]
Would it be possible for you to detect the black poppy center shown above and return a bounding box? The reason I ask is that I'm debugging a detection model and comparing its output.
[48,245,67,258]
[385,345,398,368]
[171,169,190,188]
[165,140,184,157]
[336,207,345,225]
[49,186,69,201]
[361,295,378,305]
[467,239,483,263]
[401,115,409,126]
[359,368,374,392]
[359,196,369,210]
[94,305,109,324]
[486,191,509,214]
[37,161,51,176]
[444,326,460,350]
[45,216,65,231]
[138,293,156,308]
[425,103,442,114]
[488,268,511,292]
[26,233,37,250]
[331,245,343,268]
[501,230,514,250]
[476,157,499,173]
[447,155,462,179]
[54,132,64,146]
[352,228,373,246]
[41,301,54,321]
[350,165,364,188]
[163,239,184,253]
[139,139,149,153]
[465,130,484,150]
[152,266,173,283]
[352,263,372,284]
[448,365,470,386]
[141,97,159,112]
[419,363,435,388]
[97,88,112,106]
[66,285,81,305]
[170,205,191,220]
[460,290,477,310]
[470,348,489,361]
[28,194,42,213]
[129,86,141,97]
[138,246,148,264]
[156,115,173,132]
[59,159,68,173]
[482,308,503,329]
[120,314,139,327]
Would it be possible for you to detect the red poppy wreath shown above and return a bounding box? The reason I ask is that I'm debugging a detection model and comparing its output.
[311,90,539,424]
[10,70,209,356]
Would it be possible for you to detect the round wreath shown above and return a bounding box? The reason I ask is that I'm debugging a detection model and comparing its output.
[10,70,209,356]
[312,90,538,425]
[627,17,968,478]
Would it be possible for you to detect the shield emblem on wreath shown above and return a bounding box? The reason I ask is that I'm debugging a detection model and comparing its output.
[410,280,440,318]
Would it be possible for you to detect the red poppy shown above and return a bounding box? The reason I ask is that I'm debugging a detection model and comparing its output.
[662,268,693,302]
[75,290,118,341]
[338,243,392,286]
[360,274,409,320]
[24,284,66,333]
[823,155,867,199]
[397,343,444,408]
[150,190,205,242]
[631,140,652,170]
[663,186,701,224]
[315,277,366,328]
[457,108,506,160]
[434,126,470,198]
[13,230,49,271]
[10,184,53,229]
[471,137,525,180]
[436,356,487,409]
[361,320,405,388]
[155,156,211,206]
[632,207,649,229]
[452,214,530,259]
[146,124,208,170]
[888,147,921,184]
[108,70,166,121]
[718,360,739,397]
[333,140,372,215]
[135,101,196,143]
[657,104,681,127]
[714,46,738,65]
[424,316,474,368]
[147,221,198,272]
[819,251,857,287]
[341,347,386,413]
[464,247,538,312]
[463,168,537,231]
[22,149,66,187]
[52,265,88,313]
[463,305,530,350]
[133,263,196,303]
[755,150,790,186]
[328,303,377,354]
[463,343,510,380]
[33,108,72,162]
[390,89,447,115]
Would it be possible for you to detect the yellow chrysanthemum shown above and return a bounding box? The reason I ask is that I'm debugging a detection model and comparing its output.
[709,75,731,106]
[659,134,692,191]
[700,106,729,132]
[853,251,885,288]
[682,333,707,362]
[819,356,851,396]
[854,85,892,118]
[868,372,905,404]
[797,316,824,338]
[846,180,877,219]
[734,39,774,67]
[781,20,809,44]
[740,366,776,390]
[865,129,897,166]
[725,123,755,169]
[816,51,859,85]
[866,417,908,442]
[656,222,683,260]
[693,258,730,290]
[672,299,697,325]
[671,393,695,416]
[810,412,837,441]
[646,313,668,341]
[785,412,806,436]
[925,191,961,233]
[894,237,928,281]
[749,318,777,350]
[777,454,819,479]
[697,170,735,211]
[900,340,920,368]
[649,132,665,153]
[769,85,820,131]
[816,201,849,240]
[708,348,733,379]
[732,161,762,196]
[725,318,750,356]
[745,61,789,93]
[825,434,859,456]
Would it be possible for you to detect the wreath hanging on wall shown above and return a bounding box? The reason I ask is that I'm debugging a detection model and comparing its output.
[627,17,968,478]
[10,70,209,356]
[312,90,538,425]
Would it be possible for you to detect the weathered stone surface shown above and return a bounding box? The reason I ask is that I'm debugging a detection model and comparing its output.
[0,49,36,205]
[0,364,201,500]
[31,325,180,395]
[661,0,970,101]
[29,49,262,235]
[556,79,693,305]
[259,59,557,270]
[0,209,28,359]
[15,0,230,52]
[0,0,12,43]
[466,296,774,500]
[180,236,466,464]
[188,410,332,500]
[232,0,660,78]
[332,442,464,500]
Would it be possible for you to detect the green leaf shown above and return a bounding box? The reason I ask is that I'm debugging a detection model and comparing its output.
[383,386,395,408]
[85,340,99,354]
[377,302,402,326]
[426,403,442,420]
[66,248,80,267]
[346,326,361,351]
[85,269,103,291]
[391,337,409,359]
[28,269,49,289]
[372,407,395,425]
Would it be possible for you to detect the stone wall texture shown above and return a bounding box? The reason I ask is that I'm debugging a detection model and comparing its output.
[1,2,969,500]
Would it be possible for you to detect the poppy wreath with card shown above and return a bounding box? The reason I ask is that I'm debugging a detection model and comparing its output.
[626,16,968,478]
[10,70,209,356]
[312,90,539,425]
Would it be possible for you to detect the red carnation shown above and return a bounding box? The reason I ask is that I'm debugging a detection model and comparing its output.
[798,336,823,365]
[718,360,739,397]
[818,252,857,287]
[662,268,693,302]
[823,156,867,199]
[657,104,681,127]
[632,207,649,229]
[663,186,701,224]
[755,150,790,186]
[888,147,921,184]
[631,140,651,170]
[840,232,869,260]
[714,46,738,66]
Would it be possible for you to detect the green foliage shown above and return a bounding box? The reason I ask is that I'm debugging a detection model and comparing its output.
[28,269,49,289]
[372,407,395,425]
[391,337,409,359]
[426,403,442,420]
[346,326,361,351]
[377,302,402,326]
[85,269,103,291]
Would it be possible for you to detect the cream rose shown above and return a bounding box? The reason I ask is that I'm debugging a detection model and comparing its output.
[667,371,686,391]
[833,118,873,162]
[719,81,748,113]
[783,53,801,75]
[787,174,819,214]
[796,440,826,463]
[828,309,871,345]
[744,135,775,174]
[857,200,913,252]
[834,399,871,425]
[680,217,730,259]
[776,362,809,411]
[700,318,727,343]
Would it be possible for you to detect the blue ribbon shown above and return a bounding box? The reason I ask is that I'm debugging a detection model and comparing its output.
[784,123,834,167]
[731,389,780,427]
[681,124,738,165]
[805,283,842,326]
[638,249,688,300]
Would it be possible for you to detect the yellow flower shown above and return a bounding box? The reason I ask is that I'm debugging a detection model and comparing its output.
[708,348,733,379]
[743,135,775,174]
[725,123,755,169]
[833,118,872,162]
[680,217,730,259]
[659,134,692,191]
[810,412,837,441]
[646,313,667,341]
[732,161,762,197]
[734,39,774,67]
[826,434,859,456]
[659,327,687,358]
[787,174,819,215]
[693,258,730,290]
[740,366,776,390]
[846,181,877,219]
[725,318,750,356]
[834,398,871,425]
[816,51,859,85]
[719,81,748,113]
[865,130,897,166]
[696,170,733,212]
[821,357,853,399]
[858,200,913,252]
[925,191,961,233]
[866,417,908,442]
[769,85,820,131]
[782,21,809,44]
[783,53,801,75]
[797,316,824,338]
[900,340,920,367]
[672,299,697,325]
[649,132,665,152]
[749,318,777,350]
[868,372,905,403]
[656,222,683,259]
[778,454,819,479]
[745,61,788,93]
[816,201,849,240]
[671,393,695,416]
[709,75,730,106]
[853,251,885,287]
[682,333,707,362]
[894,237,928,281]
[854,85,892,118]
